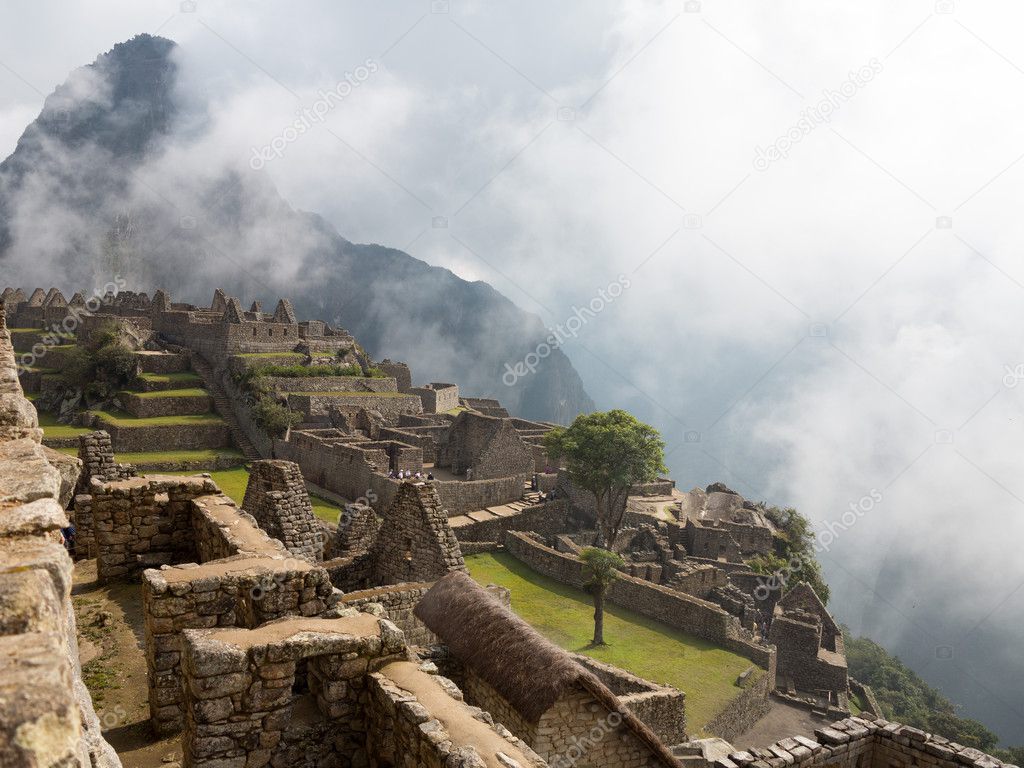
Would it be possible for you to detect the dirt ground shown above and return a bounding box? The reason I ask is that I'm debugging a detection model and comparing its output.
[732,697,832,748]
[72,559,183,768]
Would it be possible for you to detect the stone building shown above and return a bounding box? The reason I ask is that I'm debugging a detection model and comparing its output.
[416,571,681,768]
[770,582,849,704]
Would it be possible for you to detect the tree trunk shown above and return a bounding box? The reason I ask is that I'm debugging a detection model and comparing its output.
[592,588,605,645]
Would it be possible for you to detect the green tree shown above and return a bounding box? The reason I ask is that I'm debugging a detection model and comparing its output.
[748,505,831,604]
[544,410,666,547]
[579,547,624,646]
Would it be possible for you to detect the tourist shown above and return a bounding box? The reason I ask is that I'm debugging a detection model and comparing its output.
[427,472,434,481]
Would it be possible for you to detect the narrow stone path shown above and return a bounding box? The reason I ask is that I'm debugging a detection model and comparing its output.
[189,354,262,460]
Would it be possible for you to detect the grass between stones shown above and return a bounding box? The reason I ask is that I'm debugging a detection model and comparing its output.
[234,352,306,359]
[91,409,225,427]
[166,467,344,524]
[465,551,757,734]
[137,372,203,385]
[126,388,209,399]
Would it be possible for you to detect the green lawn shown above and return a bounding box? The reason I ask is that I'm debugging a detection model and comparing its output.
[91,409,225,427]
[117,448,245,467]
[126,388,209,399]
[465,552,757,733]
[36,410,94,439]
[166,467,344,524]
[137,372,203,386]
[8,327,42,334]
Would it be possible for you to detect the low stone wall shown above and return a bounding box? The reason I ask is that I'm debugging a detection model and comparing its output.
[573,655,687,746]
[724,716,1011,768]
[434,472,531,516]
[453,499,570,542]
[180,615,406,768]
[94,418,231,452]
[143,554,337,735]
[288,392,423,421]
[341,583,436,645]
[135,351,190,373]
[86,474,219,581]
[703,666,772,743]
[368,662,546,768]
[119,391,213,418]
[262,375,397,393]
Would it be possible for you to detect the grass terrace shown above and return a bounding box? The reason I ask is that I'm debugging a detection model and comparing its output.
[8,327,42,333]
[465,551,759,734]
[166,467,346,524]
[36,410,94,439]
[137,372,204,386]
[116,448,245,467]
[91,409,225,427]
[125,388,209,399]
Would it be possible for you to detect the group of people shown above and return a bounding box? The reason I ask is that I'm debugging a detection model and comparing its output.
[388,468,434,481]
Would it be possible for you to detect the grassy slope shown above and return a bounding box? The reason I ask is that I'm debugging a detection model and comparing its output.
[137,372,203,385]
[465,551,755,733]
[167,467,343,524]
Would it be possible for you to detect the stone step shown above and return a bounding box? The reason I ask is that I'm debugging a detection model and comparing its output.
[91,411,231,452]
[119,389,214,418]
[190,354,262,460]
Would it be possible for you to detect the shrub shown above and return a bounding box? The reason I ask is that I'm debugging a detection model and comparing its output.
[93,340,137,384]
[253,395,301,437]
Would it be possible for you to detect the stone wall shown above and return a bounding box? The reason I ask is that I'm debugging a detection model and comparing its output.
[452,499,570,542]
[143,553,337,735]
[723,716,1011,768]
[408,383,459,414]
[119,391,214,418]
[180,614,404,768]
[703,667,772,744]
[92,417,231,453]
[339,583,436,646]
[262,375,398,393]
[0,306,120,768]
[241,460,323,563]
[376,359,412,392]
[86,475,223,582]
[288,392,423,422]
[573,656,687,746]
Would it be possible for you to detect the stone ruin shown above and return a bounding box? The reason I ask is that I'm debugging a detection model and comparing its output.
[1,290,1018,768]
[241,459,323,564]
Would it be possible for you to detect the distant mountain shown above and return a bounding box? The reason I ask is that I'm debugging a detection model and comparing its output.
[0,34,594,423]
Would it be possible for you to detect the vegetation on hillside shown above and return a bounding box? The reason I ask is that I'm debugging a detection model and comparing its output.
[844,631,1022,756]
[544,409,665,547]
[747,505,831,604]
[57,323,136,399]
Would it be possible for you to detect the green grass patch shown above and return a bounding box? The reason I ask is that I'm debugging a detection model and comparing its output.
[8,327,41,334]
[127,388,209,399]
[91,409,225,427]
[465,551,756,733]
[48,344,77,351]
[36,410,93,439]
[138,371,203,385]
[166,467,344,524]
[117,448,245,466]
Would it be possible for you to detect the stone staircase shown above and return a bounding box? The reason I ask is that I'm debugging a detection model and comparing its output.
[189,354,262,461]
[448,481,546,529]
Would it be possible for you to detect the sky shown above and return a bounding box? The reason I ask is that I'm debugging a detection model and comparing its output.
[2,0,1024,742]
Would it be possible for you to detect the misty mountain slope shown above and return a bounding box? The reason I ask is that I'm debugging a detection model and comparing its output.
[0,34,594,422]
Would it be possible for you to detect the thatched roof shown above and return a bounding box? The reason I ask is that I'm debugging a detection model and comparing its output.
[414,571,680,767]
